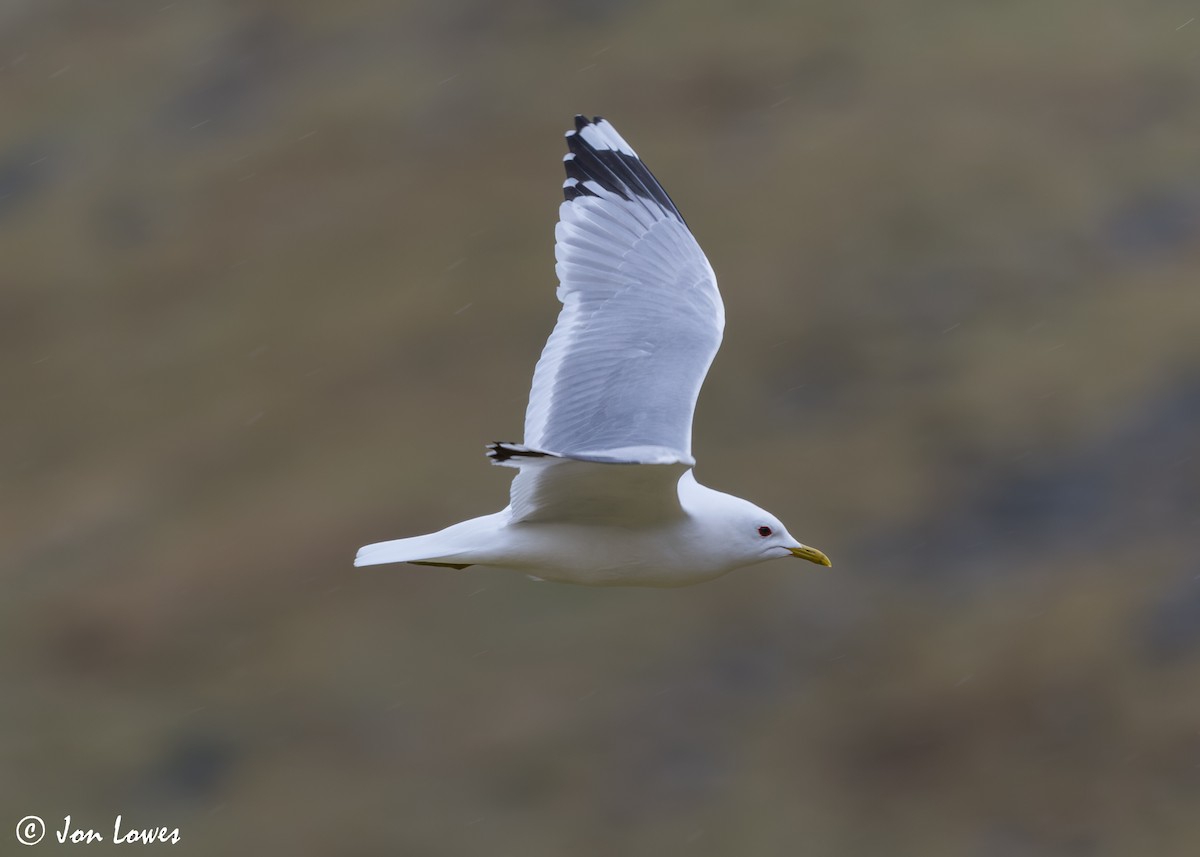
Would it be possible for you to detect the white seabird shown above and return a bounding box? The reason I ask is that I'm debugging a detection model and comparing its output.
[355,115,831,586]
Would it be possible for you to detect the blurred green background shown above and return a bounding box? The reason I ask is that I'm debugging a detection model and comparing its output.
[4,1,1199,854]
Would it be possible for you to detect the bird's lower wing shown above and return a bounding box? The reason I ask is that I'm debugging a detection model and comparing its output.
[489,442,689,526]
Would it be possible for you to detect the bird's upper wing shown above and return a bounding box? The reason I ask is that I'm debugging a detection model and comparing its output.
[521,115,724,467]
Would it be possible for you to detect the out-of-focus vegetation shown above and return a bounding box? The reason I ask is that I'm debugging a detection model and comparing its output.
[4,1,1199,854]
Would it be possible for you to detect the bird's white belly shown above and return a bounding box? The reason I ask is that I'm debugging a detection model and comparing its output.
[482,521,730,587]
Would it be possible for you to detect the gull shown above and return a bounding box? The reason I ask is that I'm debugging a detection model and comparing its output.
[355,115,831,586]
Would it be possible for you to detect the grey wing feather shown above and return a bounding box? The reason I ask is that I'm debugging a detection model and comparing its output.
[522,116,724,467]
[507,455,690,525]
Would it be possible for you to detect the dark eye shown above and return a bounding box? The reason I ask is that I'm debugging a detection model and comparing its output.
[757,526,772,537]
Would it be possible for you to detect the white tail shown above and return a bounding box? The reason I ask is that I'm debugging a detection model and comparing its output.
[353,512,503,568]
[354,534,460,567]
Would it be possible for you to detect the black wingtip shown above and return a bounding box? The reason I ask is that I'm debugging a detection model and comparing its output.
[558,115,684,221]
[486,442,557,464]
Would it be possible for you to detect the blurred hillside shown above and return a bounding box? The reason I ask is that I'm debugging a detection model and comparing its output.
[3,1,1199,854]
